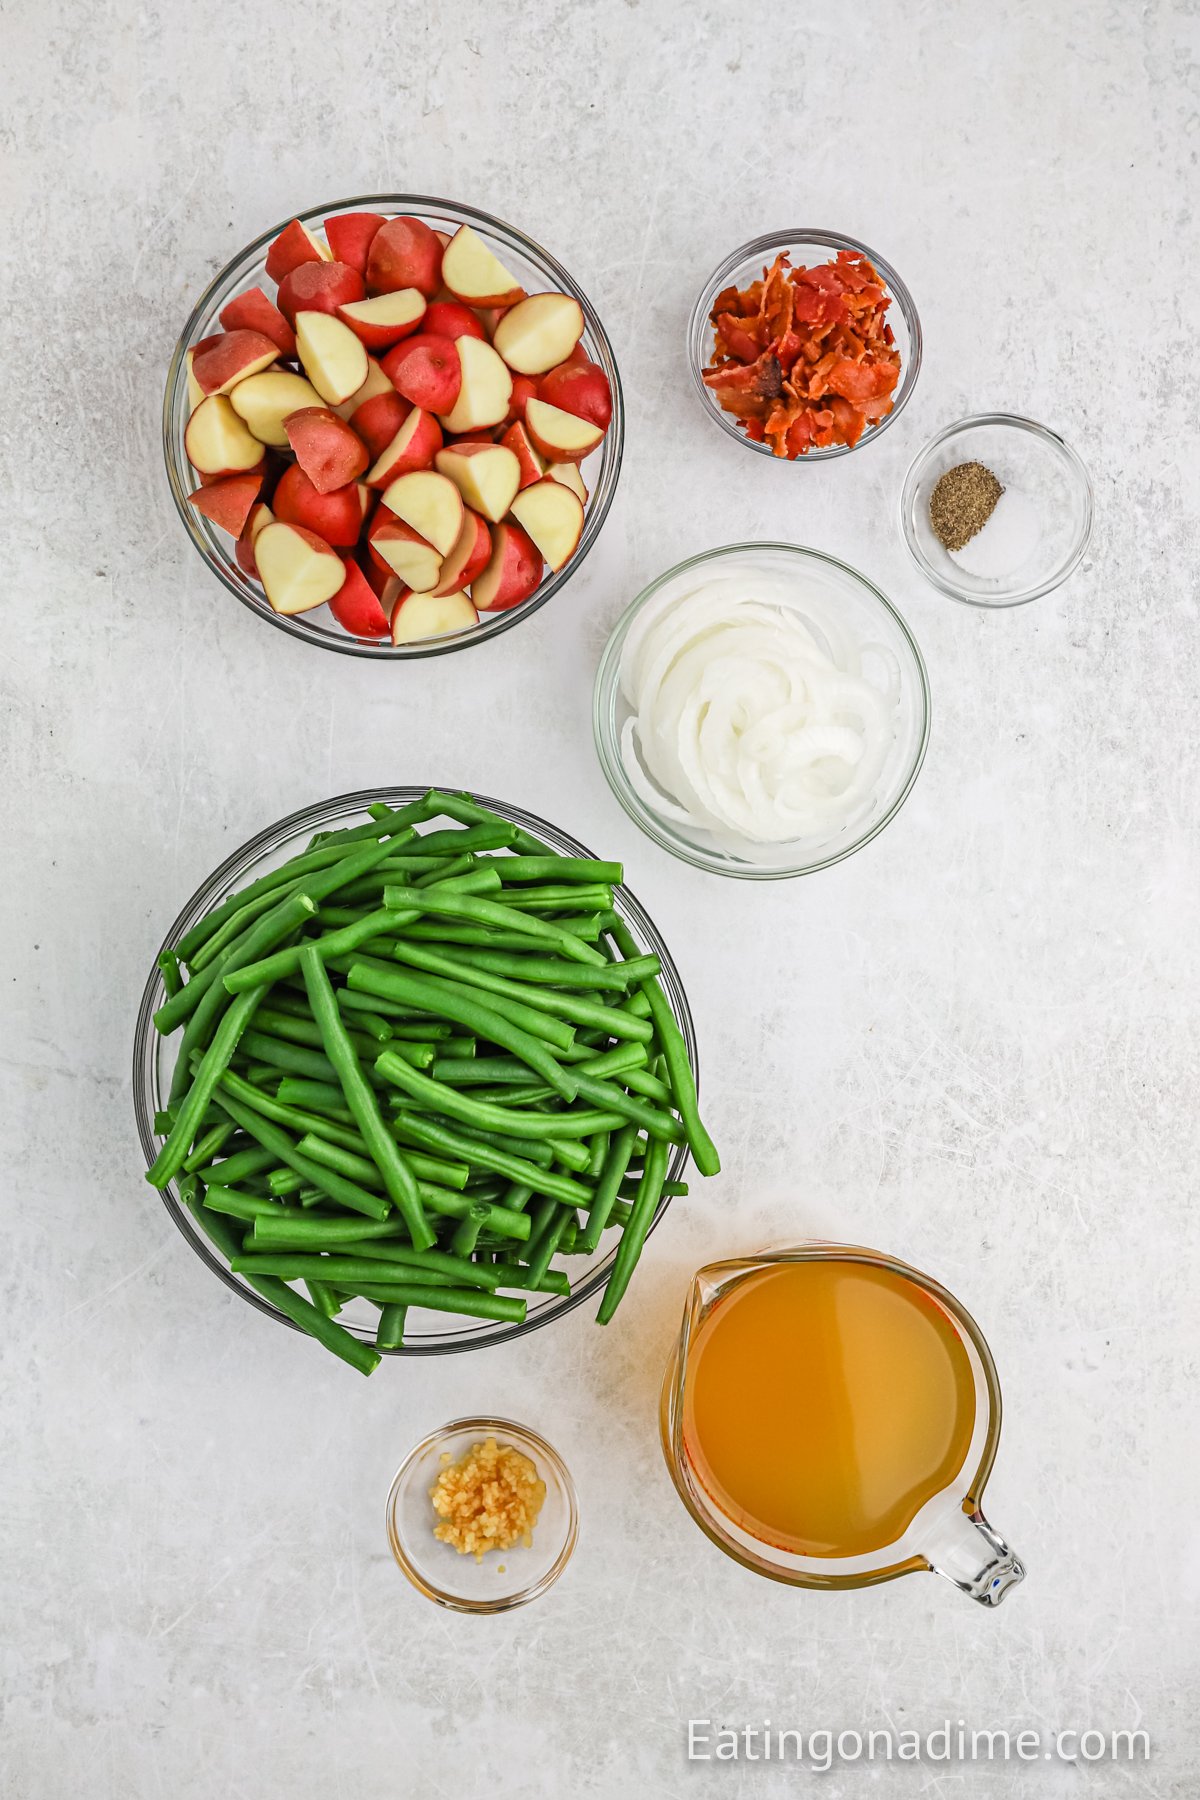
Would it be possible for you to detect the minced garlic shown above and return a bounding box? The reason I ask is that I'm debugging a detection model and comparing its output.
[430,1437,546,1560]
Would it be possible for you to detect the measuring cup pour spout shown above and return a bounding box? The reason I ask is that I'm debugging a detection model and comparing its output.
[925,1506,1026,1607]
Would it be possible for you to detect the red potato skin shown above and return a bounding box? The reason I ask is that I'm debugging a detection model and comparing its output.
[537,356,613,430]
[218,287,297,357]
[361,555,406,605]
[276,260,365,326]
[234,501,272,577]
[500,420,544,488]
[366,216,443,299]
[423,300,487,342]
[349,389,412,458]
[381,334,462,412]
[265,219,325,284]
[504,374,538,426]
[192,329,279,396]
[472,521,543,612]
[366,408,444,486]
[329,555,391,637]
[272,463,364,547]
[282,407,369,494]
[323,211,386,276]
[197,458,266,487]
[365,509,433,576]
[186,472,263,535]
[434,509,492,595]
[524,403,601,464]
[336,297,426,352]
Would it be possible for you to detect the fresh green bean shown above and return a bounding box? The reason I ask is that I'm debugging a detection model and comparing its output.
[413,853,475,887]
[232,1250,501,1290]
[147,986,268,1188]
[577,1125,638,1253]
[377,1049,604,1152]
[376,1303,407,1349]
[428,946,659,991]
[607,919,719,1176]
[386,940,653,1043]
[347,961,578,1098]
[157,949,183,998]
[326,1282,527,1324]
[305,1280,341,1318]
[181,1119,235,1174]
[494,857,623,885]
[212,1088,390,1221]
[165,895,319,1108]
[497,885,612,913]
[392,1111,553,1167]
[483,1263,572,1296]
[195,1144,275,1187]
[235,1031,339,1082]
[188,882,292,974]
[334,989,453,1032]
[566,1071,683,1144]
[384,882,607,966]
[221,906,407,995]
[214,1066,366,1153]
[390,1109,595,1207]
[400,919,606,949]
[186,1196,380,1376]
[597,1136,670,1323]
[524,1202,573,1289]
[450,1213,483,1257]
[199,1184,287,1222]
[299,946,432,1250]
[272,1077,353,1116]
[372,934,580,1049]
[337,1003,393,1042]
[429,1056,544,1086]
[425,790,550,854]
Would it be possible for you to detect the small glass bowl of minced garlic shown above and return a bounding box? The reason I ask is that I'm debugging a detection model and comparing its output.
[386,1418,578,1612]
[900,414,1093,607]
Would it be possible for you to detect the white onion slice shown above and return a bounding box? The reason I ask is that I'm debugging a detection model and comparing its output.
[618,570,901,851]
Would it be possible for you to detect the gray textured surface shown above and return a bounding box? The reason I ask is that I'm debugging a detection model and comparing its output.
[3,2,1199,1795]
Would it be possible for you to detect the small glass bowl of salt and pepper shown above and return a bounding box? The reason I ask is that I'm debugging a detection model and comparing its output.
[901,414,1093,606]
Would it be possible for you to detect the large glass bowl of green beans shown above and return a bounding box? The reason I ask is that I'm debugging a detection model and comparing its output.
[133,788,718,1373]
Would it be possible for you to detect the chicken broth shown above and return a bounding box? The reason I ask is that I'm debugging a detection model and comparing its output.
[681,1259,977,1558]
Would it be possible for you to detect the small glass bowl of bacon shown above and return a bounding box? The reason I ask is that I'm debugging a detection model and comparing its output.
[687,231,921,461]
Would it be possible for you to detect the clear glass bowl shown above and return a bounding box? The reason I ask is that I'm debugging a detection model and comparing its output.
[386,1417,578,1611]
[593,543,931,879]
[900,413,1094,606]
[163,195,624,657]
[686,230,921,461]
[131,788,695,1352]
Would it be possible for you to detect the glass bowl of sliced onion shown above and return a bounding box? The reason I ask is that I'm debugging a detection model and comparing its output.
[592,543,930,879]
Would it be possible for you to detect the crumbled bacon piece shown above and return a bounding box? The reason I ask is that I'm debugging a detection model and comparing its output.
[701,249,902,457]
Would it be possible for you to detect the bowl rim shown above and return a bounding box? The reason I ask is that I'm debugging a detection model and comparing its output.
[686,228,923,462]
[162,193,624,659]
[592,541,932,880]
[132,786,695,1353]
[385,1414,579,1611]
[898,411,1095,607]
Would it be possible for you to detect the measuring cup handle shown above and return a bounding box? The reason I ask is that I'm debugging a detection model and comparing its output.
[926,1508,1026,1607]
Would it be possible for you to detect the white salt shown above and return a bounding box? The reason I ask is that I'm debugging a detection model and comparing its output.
[951,487,1042,582]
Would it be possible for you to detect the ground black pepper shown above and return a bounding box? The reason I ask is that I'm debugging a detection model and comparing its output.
[929,461,1004,552]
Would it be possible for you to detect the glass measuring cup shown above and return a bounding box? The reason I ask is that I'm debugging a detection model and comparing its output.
[660,1244,1025,1605]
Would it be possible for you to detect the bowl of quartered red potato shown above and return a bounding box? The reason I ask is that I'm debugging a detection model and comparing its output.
[686,230,921,461]
[163,197,623,656]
